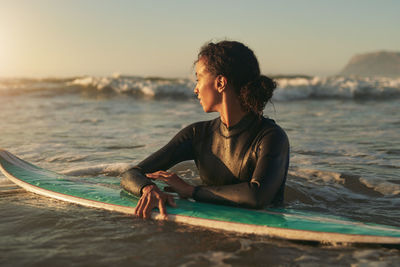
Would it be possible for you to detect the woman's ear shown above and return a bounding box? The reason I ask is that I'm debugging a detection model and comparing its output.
[215,75,227,93]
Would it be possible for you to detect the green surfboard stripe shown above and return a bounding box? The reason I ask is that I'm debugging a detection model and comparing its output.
[1,155,400,238]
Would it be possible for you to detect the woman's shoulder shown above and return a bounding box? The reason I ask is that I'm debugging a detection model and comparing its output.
[252,117,290,156]
[258,116,289,142]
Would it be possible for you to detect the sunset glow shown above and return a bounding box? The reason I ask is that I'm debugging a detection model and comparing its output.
[0,0,399,78]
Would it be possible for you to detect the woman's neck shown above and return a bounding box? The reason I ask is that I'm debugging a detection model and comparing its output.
[218,91,248,128]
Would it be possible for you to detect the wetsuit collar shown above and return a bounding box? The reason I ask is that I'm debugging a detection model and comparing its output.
[218,113,258,137]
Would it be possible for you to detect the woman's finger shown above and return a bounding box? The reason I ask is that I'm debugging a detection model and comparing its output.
[146,173,165,178]
[142,195,153,219]
[147,171,172,178]
[154,170,170,175]
[158,197,167,219]
[134,195,146,216]
[146,173,173,181]
[146,173,157,179]
[134,196,144,215]
[135,199,144,217]
[146,171,165,177]
[146,173,161,178]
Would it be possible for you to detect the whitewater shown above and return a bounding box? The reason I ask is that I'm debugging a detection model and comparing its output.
[2,74,400,100]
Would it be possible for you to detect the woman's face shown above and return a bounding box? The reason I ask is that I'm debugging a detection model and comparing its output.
[194,59,222,113]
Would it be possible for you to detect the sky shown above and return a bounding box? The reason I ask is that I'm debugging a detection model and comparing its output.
[0,0,399,78]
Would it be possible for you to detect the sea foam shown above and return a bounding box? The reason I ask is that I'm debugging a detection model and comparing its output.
[61,162,134,177]
[1,75,400,100]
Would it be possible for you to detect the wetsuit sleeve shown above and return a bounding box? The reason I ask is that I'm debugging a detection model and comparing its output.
[121,124,196,196]
[192,129,289,208]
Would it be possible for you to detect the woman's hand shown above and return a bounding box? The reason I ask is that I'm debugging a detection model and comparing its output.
[146,171,194,199]
[133,184,176,220]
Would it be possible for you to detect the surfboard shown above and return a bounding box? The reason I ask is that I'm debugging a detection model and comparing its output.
[1,149,399,245]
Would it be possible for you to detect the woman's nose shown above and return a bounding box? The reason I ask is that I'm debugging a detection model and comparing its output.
[194,87,198,95]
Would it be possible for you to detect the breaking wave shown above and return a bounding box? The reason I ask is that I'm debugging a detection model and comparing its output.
[274,76,400,100]
[1,75,400,100]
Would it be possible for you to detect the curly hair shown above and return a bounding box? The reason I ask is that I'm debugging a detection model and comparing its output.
[196,41,276,115]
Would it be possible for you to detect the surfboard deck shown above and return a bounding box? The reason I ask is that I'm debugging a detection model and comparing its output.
[1,149,399,245]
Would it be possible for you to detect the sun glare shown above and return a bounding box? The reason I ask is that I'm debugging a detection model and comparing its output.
[0,27,10,77]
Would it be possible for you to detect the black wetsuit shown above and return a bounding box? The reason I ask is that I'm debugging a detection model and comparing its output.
[121,113,290,208]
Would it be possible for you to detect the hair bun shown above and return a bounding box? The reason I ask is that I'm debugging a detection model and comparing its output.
[239,75,277,114]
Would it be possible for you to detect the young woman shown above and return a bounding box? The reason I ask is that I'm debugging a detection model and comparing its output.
[121,41,290,219]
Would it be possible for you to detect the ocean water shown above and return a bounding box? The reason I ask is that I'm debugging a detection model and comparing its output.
[0,76,399,266]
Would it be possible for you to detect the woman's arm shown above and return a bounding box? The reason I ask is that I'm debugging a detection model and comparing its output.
[121,123,196,196]
[120,123,196,218]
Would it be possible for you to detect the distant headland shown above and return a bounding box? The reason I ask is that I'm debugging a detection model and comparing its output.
[340,51,400,77]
